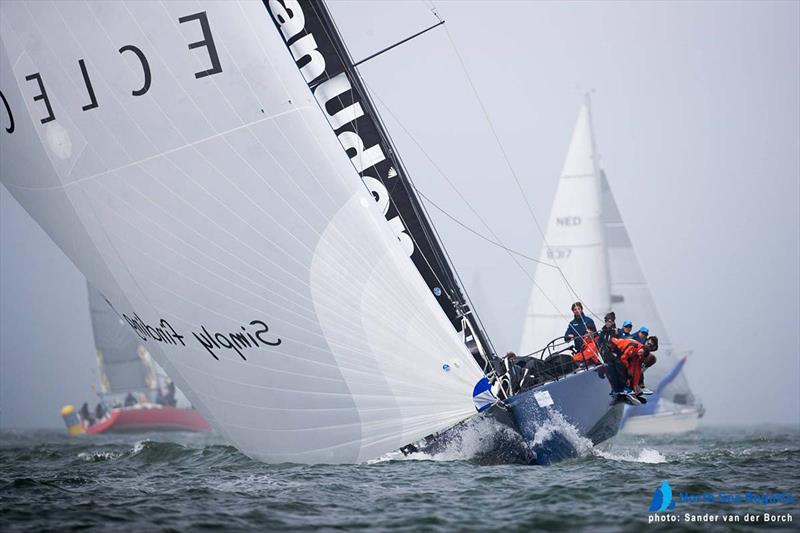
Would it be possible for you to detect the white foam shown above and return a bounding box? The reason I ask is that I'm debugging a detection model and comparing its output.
[77,450,122,461]
[594,447,667,464]
[130,440,150,455]
[532,410,594,455]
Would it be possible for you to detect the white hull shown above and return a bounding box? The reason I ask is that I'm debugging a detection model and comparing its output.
[621,407,701,435]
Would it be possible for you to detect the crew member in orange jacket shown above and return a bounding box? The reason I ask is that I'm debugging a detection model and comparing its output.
[573,324,601,365]
[610,337,646,393]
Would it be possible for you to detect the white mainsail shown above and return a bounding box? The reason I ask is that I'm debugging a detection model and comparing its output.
[0,1,483,463]
[519,97,610,354]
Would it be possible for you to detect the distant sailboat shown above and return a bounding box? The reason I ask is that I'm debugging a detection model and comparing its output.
[63,284,211,434]
[1,0,621,463]
[519,96,610,355]
[601,174,704,434]
[520,96,702,434]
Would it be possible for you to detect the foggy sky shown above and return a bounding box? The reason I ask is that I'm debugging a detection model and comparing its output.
[1,0,798,429]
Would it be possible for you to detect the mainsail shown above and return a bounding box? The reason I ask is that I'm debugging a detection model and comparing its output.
[519,97,610,354]
[0,0,484,463]
[601,172,697,407]
[88,283,156,395]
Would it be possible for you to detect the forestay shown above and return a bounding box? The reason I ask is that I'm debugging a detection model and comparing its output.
[0,0,483,463]
[519,98,610,354]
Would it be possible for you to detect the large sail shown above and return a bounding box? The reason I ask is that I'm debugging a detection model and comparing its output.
[0,0,484,463]
[519,98,610,354]
[601,172,697,406]
[269,1,494,368]
[88,283,156,395]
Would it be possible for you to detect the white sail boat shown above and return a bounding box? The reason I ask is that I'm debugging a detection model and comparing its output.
[520,96,702,434]
[1,0,622,463]
[601,173,704,434]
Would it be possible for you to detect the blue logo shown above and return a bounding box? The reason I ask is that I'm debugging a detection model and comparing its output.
[649,481,676,512]
[433,287,442,297]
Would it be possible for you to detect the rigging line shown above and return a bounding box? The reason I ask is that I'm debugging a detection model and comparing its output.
[431,6,591,320]
[413,188,556,267]
[354,78,498,354]
[363,82,571,324]
[315,1,462,305]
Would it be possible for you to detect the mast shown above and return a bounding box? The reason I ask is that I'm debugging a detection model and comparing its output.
[266,0,496,369]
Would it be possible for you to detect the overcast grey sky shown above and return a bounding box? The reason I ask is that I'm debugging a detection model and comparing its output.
[1,0,798,429]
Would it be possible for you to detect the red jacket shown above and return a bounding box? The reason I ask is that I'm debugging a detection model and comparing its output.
[573,334,601,365]
[611,338,645,386]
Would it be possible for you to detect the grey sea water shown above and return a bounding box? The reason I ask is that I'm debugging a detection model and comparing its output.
[0,425,797,532]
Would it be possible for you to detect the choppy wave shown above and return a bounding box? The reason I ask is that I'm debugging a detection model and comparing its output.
[1,426,797,531]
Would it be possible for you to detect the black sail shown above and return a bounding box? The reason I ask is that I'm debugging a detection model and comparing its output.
[264,0,495,370]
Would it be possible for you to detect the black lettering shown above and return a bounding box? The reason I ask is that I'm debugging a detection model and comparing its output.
[119,44,151,96]
[78,59,98,111]
[24,73,55,124]
[123,313,147,341]
[178,11,222,79]
[0,90,14,133]
[161,319,185,346]
[216,333,246,360]
[145,324,164,342]
[230,332,251,349]
[193,330,218,360]
[251,319,281,346]
[202,325,221,349]
[155,327,173,344]
[242,325,259,347]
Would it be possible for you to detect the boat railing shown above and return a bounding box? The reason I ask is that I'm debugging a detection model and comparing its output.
[499,336,603,398]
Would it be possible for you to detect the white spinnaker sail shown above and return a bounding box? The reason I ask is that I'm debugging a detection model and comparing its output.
[0,0,483,463]
[601,172,696,405]
[519,99,610,354]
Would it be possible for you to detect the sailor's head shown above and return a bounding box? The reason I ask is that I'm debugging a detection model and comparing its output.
[643,353,657,368]
[571,302,583,316]
[505,351,517,360]
[586,323,598,337]
[604,312,616,326]
[637,326,649,339]
[645,335,659,352]
[622,320,633,333]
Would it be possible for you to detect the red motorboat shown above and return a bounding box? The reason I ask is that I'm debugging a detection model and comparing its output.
[84,404,211,434]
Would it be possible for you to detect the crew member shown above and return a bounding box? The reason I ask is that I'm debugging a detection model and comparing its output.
[572,324,601,366]
[634,326,649,344]
[94,402,106,421]
[618,320,634,338]
[639,336,659,394]
[79,402,95,426]
[564,302,595,352]
[124,392,138,407]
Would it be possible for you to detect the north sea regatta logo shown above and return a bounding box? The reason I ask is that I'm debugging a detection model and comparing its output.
[646,480,793,525]
[648,481,676,513]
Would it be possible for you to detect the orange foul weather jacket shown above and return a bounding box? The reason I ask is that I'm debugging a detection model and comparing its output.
[611,337,646,387]
[572,334,601,365]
